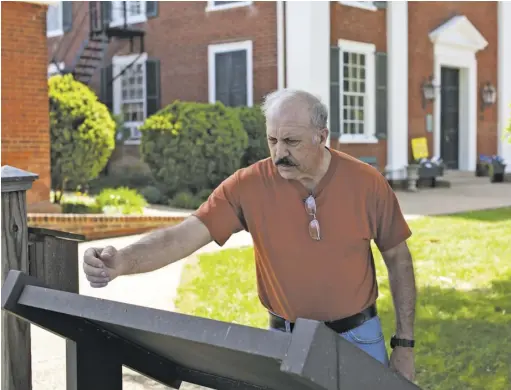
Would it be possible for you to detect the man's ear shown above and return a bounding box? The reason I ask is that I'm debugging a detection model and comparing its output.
[319,128,329,145]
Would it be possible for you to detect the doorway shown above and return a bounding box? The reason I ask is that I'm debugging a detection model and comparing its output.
[440,67,460,169]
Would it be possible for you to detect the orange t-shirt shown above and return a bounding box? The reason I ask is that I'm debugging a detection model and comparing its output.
[193,148,412,322]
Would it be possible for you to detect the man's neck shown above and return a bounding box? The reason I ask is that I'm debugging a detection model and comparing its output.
[298,148,332,192]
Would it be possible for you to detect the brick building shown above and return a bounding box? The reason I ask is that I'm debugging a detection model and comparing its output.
[2,1,56,211]
[46,1,511,180]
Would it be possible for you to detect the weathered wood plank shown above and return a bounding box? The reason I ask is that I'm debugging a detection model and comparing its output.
[1,166,38,390]
[2,190,32,390]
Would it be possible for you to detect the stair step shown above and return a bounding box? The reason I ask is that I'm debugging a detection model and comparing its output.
[79,55,103,61]
[84,46,104,52]
[76,64,97,69]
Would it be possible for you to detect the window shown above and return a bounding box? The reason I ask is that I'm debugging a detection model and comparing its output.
[338,40,376,143]
[339,1,378,11]
[208,41,253,107]
[47,1,63,37]
[113,55,147,143]
[206,1,253,11]
[109,54,161,144]
[47,1,72,37]
[110,1,147,26]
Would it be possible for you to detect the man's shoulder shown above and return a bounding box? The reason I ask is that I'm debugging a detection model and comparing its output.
[331,149,385,183]
[236,157,276,181]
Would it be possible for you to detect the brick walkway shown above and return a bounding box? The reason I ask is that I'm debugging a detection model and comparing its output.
[28,173,511,389]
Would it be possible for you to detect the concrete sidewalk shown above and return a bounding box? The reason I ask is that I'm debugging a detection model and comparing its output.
[29,177,511,389]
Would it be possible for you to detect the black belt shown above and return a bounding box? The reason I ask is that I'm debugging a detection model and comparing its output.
[269,304,377,334]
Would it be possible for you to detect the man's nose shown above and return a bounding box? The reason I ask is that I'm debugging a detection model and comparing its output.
[275,141,288,160]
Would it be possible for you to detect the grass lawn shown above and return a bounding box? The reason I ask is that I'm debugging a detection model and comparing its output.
[174,207,511,390]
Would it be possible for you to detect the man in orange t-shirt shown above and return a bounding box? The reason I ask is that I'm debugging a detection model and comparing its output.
[83,89,417,382]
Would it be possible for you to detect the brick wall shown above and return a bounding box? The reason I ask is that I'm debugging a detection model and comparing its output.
[330,2,388,169]
[48,1,278,169]
[408,1,498,157]
[2,1,51,206]
[28,214,186,241]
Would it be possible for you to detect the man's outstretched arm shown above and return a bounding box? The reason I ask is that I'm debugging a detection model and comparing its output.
[381,240,416,339]
[83,215,214,287]
[119,215,213,275]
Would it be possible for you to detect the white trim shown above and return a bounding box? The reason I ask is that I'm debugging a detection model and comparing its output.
[337,39,376,144]
[207,40,253,107]
[429,16,487,171]
[276,0,285,90]
[112,53,148,145]
[385,1,408,180]
[206,1,253,12]
[46,1,63,37]
[285,1,330,147]
[498,2,511,172]
[109,1,147,27]
[339,1,377,12]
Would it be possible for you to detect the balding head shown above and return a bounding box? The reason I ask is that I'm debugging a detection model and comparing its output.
[261,89,330,182]
[261,89,329,130]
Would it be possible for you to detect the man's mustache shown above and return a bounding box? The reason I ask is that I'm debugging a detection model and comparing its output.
[275,157,296,166]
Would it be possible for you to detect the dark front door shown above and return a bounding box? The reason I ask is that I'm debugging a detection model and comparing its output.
[440,67,460,169]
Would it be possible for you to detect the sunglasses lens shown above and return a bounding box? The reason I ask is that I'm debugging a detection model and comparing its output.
[309,219,320,240]
[305,195,316,215]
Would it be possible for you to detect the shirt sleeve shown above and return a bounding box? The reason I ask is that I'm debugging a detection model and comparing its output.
[192,170,245,247]
[372,174,412,253]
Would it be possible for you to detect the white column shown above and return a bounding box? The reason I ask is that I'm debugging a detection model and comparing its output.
[285,1,330,145]
[386,1,409,180]
[498,1,511,172]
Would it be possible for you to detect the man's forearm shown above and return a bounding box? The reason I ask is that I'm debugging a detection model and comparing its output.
[386,249,416,339]
[117,216,212,276]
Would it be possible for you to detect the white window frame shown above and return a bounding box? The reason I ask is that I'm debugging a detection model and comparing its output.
[208,40,254,107]
[206,1,253,12]
[112,53,148,145]
[338,39,377,144]
[339,1,378,11]
[47,1,63,38]
[110,1,147,27]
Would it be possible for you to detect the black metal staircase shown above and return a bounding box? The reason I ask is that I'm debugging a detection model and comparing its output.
[51,1,146,86]
[71,35,109,84]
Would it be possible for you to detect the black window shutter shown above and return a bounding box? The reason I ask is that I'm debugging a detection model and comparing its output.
[146,1,159,18]
[329,46,341,139]
[215,52,232,106]
[146,59,161,117]
[62,1,73,33]
[375,52,387,140]
[100,65,113,112]
[101,2,112,26]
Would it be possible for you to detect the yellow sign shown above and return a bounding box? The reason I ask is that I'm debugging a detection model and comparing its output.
[411,137,429,160]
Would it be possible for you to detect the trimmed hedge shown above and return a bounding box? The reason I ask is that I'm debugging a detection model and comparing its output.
[234,105,270,167]
[139,101,248,198]
[49,74,115,200]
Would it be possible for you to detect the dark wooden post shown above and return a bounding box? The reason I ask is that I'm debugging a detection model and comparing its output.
[28,228,84,294]
[1,165,39,390]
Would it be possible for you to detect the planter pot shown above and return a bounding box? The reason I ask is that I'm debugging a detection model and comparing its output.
[406,164,420,192]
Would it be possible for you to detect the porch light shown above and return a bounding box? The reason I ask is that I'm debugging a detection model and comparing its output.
[481,82,497,112]
[421,75,437,109]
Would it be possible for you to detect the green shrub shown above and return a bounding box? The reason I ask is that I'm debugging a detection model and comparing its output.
[139,101,248,198]
[233,105,269,166]
[95,187,147,215]
[61,200,102,214]
[169,191,204,210]
[139,185,164,204]
[49,74,116,202]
